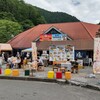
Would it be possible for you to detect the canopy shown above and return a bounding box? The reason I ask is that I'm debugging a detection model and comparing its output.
[22,48,32,52]
[0,43,12,51]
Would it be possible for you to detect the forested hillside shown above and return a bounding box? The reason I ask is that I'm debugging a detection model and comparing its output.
[0,0,46,30]
[0,0,80,43]
[36,7,80,23]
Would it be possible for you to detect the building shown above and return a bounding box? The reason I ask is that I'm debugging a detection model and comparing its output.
[8,22,100,59]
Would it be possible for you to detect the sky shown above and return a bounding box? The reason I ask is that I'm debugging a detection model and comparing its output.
[24,0,100,24]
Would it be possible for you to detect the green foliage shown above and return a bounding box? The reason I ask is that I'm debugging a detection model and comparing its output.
[21,19,34,30]
[36,7,80,23]
[0,20,22,43]
[0,12,16,21]
[0,0,46,26]
[0,0,80,43]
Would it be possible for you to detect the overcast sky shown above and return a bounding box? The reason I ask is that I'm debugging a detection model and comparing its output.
[24,0,100,24]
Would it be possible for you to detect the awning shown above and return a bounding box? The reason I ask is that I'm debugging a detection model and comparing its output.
[0,43,12,51]
[22,48,32,52]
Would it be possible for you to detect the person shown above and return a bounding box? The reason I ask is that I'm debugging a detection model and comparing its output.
[89,58,92,66]
[23,57,28,69]
[37,57,44,71]
[0,54,3,68]
[16,57,21,68]
[16,52,20,58]
[7,55,13,68]
[38,57,44,66]
[65,59,72,71]
[2,52,5,63]
[72,58,79,73]
[32,60,38,71]
[84,56,89,66]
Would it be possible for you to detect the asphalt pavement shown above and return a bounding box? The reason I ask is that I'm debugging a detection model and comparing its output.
[0,64,100,91]
[0,80,100,100]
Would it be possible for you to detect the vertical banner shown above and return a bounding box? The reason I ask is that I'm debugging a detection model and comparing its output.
[32,42,37,61]
[93,38,100,74]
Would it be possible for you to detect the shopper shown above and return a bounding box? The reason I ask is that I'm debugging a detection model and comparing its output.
[65,59,72,71]
[72,58,79,73]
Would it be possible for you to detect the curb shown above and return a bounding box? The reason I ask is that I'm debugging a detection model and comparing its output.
[0,76,57,83]
[68,80,100,91]
[0,76,100,91]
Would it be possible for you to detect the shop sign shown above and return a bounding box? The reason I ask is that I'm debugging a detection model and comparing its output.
[40,34,52,41]
[52,34,63,41]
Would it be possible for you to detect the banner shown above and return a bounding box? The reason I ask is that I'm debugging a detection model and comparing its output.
[93,61,100,74]
[32,42,37,61]
[93,38,100,73]
[40,34,52,41]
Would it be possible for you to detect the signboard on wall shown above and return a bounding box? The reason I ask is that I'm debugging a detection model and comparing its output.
[40,34,52,41]
[39,34,67,41]
[52,34,63,41]
[93,38,100,74]
[49,45,74,61]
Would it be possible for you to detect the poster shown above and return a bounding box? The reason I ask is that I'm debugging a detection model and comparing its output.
[32,42,37,61]
[49,45,74,61]
[65,45,74,61]
[93,38,100,74]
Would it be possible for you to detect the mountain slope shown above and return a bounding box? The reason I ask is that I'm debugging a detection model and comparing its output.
[36,7,80,23]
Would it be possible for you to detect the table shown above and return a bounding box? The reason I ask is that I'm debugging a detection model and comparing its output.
[53,61,66,65]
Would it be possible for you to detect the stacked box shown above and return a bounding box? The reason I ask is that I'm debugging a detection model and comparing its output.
[65,72,71,80]
[4,69,12,76]
[56,71,62,79]
[47,71,54,79]
[25,70,30,76]
[12,69,19,76]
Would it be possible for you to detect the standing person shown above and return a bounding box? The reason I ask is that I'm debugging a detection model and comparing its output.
[16,57,21,68]
[16,52,20,58]
[38,57,44,66]
[65,59,72,71]
[7,55,13,68]
[2,52,5,63]
[72,58,79,73]
[0,53,3,68]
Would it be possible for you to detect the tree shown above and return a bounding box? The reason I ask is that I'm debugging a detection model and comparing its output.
[21,19,34,30]
[0,20,23,43]
[0,12,16,21]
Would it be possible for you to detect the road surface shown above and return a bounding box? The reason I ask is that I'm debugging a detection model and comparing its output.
[0,79,99,100]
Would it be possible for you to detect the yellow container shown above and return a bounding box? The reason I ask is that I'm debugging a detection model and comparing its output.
[47,71,54,79]
[12,69,19,76]
[4,69,12,76]
[78,65,84,69]
[65,72,71,80]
